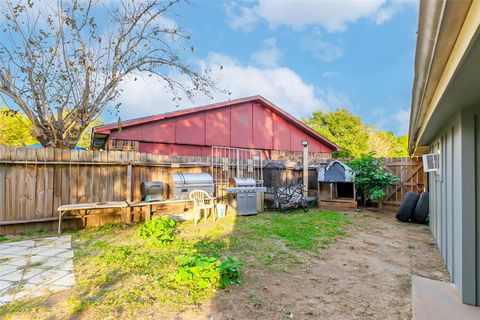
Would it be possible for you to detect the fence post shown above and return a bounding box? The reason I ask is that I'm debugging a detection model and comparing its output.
[126,163,133,223]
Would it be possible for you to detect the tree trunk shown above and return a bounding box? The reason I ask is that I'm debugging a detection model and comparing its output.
[35,127,83,149]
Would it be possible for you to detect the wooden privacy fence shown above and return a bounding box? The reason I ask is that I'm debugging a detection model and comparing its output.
[0,146,425,234]
[0,146,211,234]
[382,157,426,206]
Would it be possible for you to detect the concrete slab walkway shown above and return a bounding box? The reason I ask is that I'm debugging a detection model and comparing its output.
[0,235,74,305]
[412,276,480,320]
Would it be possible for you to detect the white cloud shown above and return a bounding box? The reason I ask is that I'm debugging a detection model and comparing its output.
[376,0,418,25]
[116,52,351,120]
[317,87,351,109]
[392,108,410,134]
[227,0,400,32]
[250,37,282,67]
[225,3,259,32]
[375,2,402,25]
[156,15,177,30]
[369,106,410,135]
[303,36,343,62]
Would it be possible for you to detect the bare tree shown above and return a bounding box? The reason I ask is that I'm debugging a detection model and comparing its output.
[0,0,218,148]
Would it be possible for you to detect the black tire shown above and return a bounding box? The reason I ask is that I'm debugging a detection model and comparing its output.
[412,192,429,224]
[395,192,420,222]
[301,199,309,212]
[280,201,292,213]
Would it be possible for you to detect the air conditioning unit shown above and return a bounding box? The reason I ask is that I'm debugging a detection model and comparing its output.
[422,153,439,172]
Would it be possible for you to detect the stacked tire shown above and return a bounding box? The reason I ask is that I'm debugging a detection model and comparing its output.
[412,192,429,224]
[395,191,429,224]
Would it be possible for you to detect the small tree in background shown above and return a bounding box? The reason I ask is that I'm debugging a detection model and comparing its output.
[0,107,101,148]
[0,108,37,146]
[303,108,369,158]
[349,153,400,207]
[302,109,409,158]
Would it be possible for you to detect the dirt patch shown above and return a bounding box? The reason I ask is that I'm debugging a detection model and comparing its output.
[177,210,449,320]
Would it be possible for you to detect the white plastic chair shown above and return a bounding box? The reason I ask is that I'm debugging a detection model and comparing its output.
[189,190,216,225]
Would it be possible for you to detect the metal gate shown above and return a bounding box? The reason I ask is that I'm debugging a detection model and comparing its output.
[210,146,263,201]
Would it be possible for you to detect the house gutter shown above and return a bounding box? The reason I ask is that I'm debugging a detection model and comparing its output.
[408,0,473,155]
[408,0,446,154]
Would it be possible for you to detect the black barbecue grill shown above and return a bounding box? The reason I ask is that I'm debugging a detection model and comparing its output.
[140,181,164,202]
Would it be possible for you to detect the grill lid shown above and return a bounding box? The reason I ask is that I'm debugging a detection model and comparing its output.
[172,172,214,185]
[140,181,164,197]
[230,177,256,187]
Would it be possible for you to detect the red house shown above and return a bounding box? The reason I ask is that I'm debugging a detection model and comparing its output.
[91,96,339,159]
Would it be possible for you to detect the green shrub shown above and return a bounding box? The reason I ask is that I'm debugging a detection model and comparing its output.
[173,254,243,289]
[137,216,177,244]
[219,256,244,288]
[349,153,400,202]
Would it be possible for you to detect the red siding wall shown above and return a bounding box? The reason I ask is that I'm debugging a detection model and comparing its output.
[253,103,273,149]
[111,125,142,140]
[205,107,230,146]
[273,112,291,151]
[230,102,253,148]
[175,113,206,145]
[141,119,175,143]
[109,101,333,156]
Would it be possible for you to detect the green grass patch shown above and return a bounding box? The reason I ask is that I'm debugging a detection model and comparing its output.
[237,210,350,251]
[0,209,351,318]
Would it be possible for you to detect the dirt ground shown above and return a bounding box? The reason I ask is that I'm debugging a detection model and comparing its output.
[176,210,449,320]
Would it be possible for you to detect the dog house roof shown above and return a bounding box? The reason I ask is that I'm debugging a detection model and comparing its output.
[318,160,354,183]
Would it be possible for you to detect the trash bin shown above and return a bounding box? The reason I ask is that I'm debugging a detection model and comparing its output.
[217,203,227,218]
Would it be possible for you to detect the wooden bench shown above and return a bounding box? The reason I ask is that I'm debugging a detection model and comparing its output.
[57,197,218,234]
[128,199,195,221]
[57,201,129,234]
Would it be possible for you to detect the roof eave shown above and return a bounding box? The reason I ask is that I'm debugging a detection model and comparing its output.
[408,0,474,154]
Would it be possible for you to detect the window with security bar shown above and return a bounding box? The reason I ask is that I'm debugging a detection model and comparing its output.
[107,139,139,151]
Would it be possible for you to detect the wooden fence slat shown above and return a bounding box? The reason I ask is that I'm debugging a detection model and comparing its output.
[85,151,94,204]
[53,148,62,216]
[45,148,54,218]
[15,148,26,222]
[35,148,45,218]
[25,148,37,224]
[0,147,5,223]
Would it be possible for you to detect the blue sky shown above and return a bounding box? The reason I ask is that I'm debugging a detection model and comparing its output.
[117,0,418,136]
[0,0,418,136]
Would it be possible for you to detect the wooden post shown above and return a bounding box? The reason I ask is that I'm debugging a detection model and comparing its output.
[236,149,240,178]
[302,141,308,198]
[145,205,151,221]
[57,210,63,235]
[126,163,133,223]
